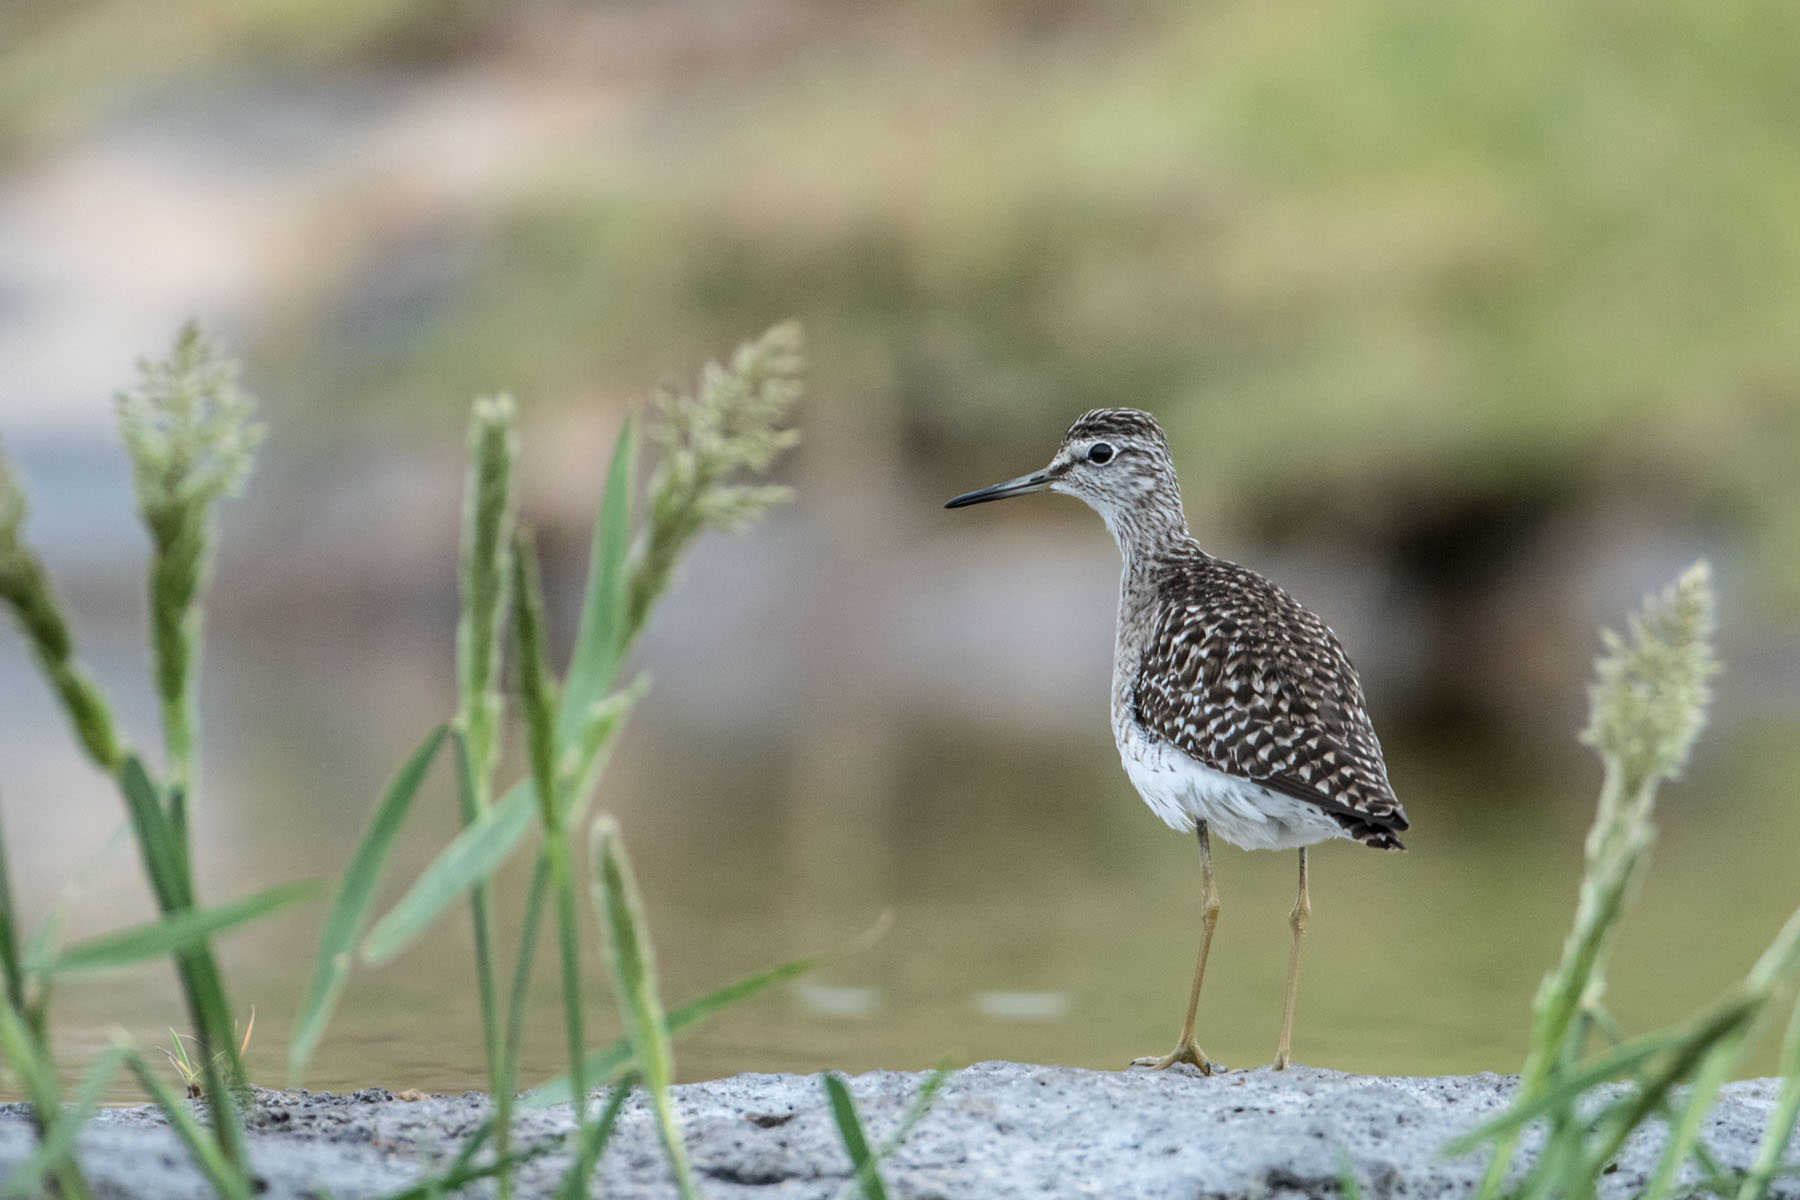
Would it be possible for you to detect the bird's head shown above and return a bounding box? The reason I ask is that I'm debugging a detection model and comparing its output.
[945,408,1188,550]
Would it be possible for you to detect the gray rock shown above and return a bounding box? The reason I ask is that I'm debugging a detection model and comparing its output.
[2,1063,1796,1198]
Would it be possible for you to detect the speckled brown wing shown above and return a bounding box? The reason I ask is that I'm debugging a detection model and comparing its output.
[1130,554,1409,849]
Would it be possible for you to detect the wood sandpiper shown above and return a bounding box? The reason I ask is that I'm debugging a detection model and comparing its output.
[945,408,1408,1074]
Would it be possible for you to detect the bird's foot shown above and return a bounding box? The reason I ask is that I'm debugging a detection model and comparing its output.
[1129,1038,1216,1075]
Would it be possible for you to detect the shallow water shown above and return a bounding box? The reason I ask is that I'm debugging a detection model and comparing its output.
[5,600,1796,1104]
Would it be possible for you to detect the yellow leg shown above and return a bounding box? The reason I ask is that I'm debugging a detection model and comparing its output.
[1274,847,1310,1070]
[1132,823,1220,1074]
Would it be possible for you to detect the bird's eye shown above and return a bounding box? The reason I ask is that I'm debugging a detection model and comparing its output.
[1087,442,1115,465]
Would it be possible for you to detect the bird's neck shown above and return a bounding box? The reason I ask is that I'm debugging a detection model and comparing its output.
[1101,496,1194,638]
[1099,493,1192,574]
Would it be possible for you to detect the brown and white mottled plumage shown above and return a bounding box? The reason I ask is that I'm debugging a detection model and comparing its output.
[1129,553,1406,850]
[947,406,1408,1073]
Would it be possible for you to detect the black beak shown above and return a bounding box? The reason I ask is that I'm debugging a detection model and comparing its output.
[944,468,1054,509]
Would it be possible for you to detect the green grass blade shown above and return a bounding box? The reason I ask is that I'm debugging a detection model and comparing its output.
[447,1118,493,1175]
[118,754,189,912]
[556,676,649,799]
[440,934,576,1186]
[1571,1024,1742,1196]
[557,418,636,747]
[46,1042,126,1157]
[873,1064,951,1161]
[1446,1023,1710,1153]
[829,1065,950,1200]
[442,861,570,1200]
[521,1037,635,1110]
[664,951,825,1033]
[446,728,507,1200]
[525,949,824,1107]
[168,945,249,1146]
[23,821,131,977]
[121,1046,251,1200]
[1335,1148,1364,1200]
[0,802,26,1017]
[0,1035,118,1200]
[585,1078,637,1159]
[122,758,271,1149]
[1738,993,1800,1200]
[53,880,319,973]
[1644,1021,1758,1200]
[489,851,551,1195]
[288,724,448,1084]
[0,998,60,1115]
[588,816,697,1200]
[1457,1000,1753,1196]
[374,1134,565,1200]
[119,757,250,1121]
[547,835,587,1114]
[120,752,251,1124]
[823,1073,887,1200]
[560,1080,637,1200]
[1514,1120,1586,1200]
[360,777,537,966]
[503,855,551,1085]
[511,527,591,1141]
[166,784,191,887]
[437,1061,607,1195]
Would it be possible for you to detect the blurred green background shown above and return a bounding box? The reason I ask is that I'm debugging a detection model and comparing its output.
[2,0,1798,1098]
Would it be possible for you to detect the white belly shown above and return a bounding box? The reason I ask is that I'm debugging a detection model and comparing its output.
[1118,725,1350,851]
